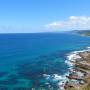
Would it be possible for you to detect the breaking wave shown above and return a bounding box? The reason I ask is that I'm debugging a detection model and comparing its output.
[43,47,90,90]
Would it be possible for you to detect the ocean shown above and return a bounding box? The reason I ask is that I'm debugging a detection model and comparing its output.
[0,33,90,90]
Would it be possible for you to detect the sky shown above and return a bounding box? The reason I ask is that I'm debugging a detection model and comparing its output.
[0,0,90,33]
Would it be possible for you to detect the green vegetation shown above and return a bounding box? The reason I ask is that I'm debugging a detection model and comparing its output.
[75,30,90,36]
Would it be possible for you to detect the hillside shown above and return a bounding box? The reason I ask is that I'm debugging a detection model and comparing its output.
[74,30,90,36]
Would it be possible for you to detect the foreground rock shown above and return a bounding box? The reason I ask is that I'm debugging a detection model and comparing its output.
[64,51,90,90]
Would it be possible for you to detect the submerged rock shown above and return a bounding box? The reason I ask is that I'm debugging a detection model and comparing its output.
[0,71,8,77]
[13,87,31,90]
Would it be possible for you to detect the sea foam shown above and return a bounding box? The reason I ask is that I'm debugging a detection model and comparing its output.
[43,73,69,90]
[43,47,90,90]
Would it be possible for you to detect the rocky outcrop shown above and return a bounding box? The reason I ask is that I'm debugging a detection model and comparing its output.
[64,51,90,90]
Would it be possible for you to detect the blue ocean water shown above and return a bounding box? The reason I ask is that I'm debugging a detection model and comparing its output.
[0,33,90,89]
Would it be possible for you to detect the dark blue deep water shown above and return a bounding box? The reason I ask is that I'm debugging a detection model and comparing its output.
[0,33,90,90]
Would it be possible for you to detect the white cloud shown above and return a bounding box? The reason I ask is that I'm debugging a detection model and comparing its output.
[45,16,90,30]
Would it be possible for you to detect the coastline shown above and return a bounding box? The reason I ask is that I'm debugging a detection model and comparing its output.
[64,47,90,90]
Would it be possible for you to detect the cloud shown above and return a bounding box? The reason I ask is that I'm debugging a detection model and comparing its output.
[45,16,90,30]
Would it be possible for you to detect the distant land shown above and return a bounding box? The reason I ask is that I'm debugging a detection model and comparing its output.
[73,30,90,36]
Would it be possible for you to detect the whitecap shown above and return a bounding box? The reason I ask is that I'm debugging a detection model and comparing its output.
[43,73,69,90]
[43,47,90,90]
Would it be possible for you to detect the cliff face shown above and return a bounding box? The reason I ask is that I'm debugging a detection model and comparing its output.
[65,51,90,90]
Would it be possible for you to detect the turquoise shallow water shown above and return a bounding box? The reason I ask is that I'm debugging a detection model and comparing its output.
[0,33,90,89]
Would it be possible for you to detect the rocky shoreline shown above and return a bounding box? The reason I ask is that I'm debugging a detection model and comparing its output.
[64,49,90,90]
